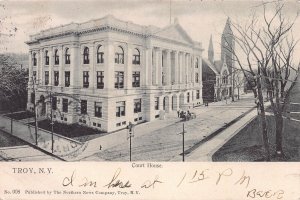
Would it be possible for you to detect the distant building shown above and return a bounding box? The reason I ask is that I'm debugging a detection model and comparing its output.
[202,18,245,101]
[26,15,204,132]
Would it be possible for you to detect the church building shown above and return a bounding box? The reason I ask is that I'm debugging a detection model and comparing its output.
[202,18,244,102]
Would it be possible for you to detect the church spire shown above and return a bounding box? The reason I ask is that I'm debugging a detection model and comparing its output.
[208,34,214,63]
[223,17,232,34]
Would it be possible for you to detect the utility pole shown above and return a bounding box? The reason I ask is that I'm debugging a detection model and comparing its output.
[182,123,185,162]
[32,76,38,145]
[50,91,54,153]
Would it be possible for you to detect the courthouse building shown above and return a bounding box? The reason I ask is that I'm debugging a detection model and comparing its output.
[26,15,203,132]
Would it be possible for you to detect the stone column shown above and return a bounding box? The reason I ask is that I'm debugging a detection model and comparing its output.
[157,49,163,86]
[125,44,132,90]
[178,52,183,83]
[173,51,179,84]
[104,40,114,90]
[199,56,203,85]
[145,47,153,86]
[186,53,190,83]
[191,55,195,84]
[152,48,158,85]
[38,50,43,85]
[59,46,64,87]
[89,43,95,91]
[70,43,80,88]
[49,47,54,86]
[165,50,171,85]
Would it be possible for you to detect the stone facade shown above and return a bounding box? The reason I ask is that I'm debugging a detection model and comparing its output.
[26,15,203,132]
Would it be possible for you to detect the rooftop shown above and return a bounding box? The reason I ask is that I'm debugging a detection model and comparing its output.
[27,15,202,49]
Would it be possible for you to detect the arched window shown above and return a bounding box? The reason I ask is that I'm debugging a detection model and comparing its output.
[83,47,89,64]
[33,53,37,66]
[45,51,49,65]
[222,70,228,84]
[195,58,199,68]
[115,46,124,64]
[65,48,70,64]
[132,48,140,65]
[97,45,104,63]
[54,49,59,65]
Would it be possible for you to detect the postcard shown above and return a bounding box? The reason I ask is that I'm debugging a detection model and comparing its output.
[0,0,299,199]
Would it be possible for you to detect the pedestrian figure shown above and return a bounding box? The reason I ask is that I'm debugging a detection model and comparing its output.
[177,109,180,118]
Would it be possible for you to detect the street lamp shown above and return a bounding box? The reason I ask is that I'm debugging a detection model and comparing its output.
[127,122,135,162]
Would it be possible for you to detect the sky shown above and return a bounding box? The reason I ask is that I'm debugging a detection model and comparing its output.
[0,0,300,62]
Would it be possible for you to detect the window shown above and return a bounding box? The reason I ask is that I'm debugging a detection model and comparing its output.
[81,100,87,114]
[54,71,59,86]
[154,97,159,110]
[196,90,200,99]
[132,71,140,87]
[83,71,89,88]
[187,92,190,103]
[33,53,37,66]
[132,48,140,65]
[54,49,59,65]
[97,45,104,63]
[134,99,142,113]
[163,97,166,110]
[222,71,228,84]
[195,72,199,83]
[33,71,37,81]
[96,71,104,89]
[65,48,70,64]
[95,102,102,118]
[115,71,124,89]
[115,46,124,64]
[116,101,125,117]
[83,47,89,64]
[65,71,70,87]
[45,71,49,85]
[45,51,49,65]
[52,97,57,110]
[195,58,199,68]
[62,98,68,113]
[31,93,35,104]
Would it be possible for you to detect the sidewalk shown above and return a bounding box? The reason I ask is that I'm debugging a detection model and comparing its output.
[176,109,257,161]
[180,101,271,161]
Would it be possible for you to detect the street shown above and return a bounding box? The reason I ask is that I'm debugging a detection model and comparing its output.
[81,94,255,161]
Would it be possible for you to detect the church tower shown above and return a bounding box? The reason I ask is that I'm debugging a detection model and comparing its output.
[221,17,235,73]
[208,34,214,63]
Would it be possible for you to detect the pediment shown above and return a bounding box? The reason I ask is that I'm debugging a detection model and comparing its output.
[154,24,194,44]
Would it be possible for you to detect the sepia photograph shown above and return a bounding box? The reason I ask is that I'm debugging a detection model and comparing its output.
[0,0,299,199]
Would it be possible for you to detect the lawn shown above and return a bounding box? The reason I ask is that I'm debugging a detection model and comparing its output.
[28,119,105,140]
[212,116,300,161]
[0,130,27,148]
[5,111,35,120]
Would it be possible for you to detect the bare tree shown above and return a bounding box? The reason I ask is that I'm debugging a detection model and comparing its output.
[224,2,299,160]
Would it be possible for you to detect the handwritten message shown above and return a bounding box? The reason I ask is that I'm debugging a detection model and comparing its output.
[0,163,298,200]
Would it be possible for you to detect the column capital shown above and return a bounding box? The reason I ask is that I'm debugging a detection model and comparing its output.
[163,49,171,53]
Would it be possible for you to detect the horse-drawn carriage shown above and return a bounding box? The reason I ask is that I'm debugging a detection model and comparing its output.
[180,111,196,121]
